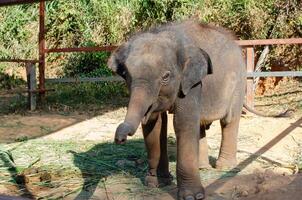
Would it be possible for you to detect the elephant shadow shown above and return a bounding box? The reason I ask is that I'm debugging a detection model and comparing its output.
[70,138,177,200]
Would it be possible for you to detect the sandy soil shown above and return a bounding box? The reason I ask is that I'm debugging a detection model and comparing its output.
[0,107,301,199]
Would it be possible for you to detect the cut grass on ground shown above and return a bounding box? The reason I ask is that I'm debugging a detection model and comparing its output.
[0,137,245,199]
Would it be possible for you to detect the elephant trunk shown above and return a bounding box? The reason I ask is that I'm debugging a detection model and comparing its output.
[115,87,153,144]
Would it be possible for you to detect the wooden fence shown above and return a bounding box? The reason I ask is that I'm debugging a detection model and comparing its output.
[0,0,302,110]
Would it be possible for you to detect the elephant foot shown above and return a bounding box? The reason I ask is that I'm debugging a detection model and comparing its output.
[178,186,205,200]
[144,172,173,188]
[215,157,237,170]
[199,161,212,170]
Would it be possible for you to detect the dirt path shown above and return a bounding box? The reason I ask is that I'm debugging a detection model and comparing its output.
[43,109,302,174]
[0,108,301,199]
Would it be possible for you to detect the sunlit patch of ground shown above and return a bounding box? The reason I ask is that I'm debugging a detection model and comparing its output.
[0,107,301,199]
[0,79,301,199]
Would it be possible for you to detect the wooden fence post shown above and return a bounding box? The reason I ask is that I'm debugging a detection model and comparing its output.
[39,0,46,102]
[26,63,36,111]
[246,47,255,108]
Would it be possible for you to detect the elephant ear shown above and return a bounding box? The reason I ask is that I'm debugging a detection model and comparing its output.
[180,47,213,96]
[107,44,128,79]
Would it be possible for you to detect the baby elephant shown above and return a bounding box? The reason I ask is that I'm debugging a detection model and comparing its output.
[108,21,246,200]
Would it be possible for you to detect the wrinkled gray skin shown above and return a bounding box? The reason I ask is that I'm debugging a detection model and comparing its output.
[108,21,246,200]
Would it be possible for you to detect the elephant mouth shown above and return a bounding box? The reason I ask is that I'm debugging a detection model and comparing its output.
[142,102,157,125]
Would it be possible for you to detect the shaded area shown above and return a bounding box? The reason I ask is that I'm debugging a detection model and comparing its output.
[0,150,34,199]
[0,72,25,90]
[206,116,302,194]
[63,50,111,78]
[0,114,301,199]
[0,81,129,143]
[0,72,28,115]
[0,82,128,115]
[70,138,177,199]
[0,139,177,199]
[0,114,86,144]
[241,173,302,200]
[204,171,302,200]
[0,195,31,200]
[44,82,128,112]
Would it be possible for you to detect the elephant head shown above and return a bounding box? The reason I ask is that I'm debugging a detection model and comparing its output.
[108,31,212,144]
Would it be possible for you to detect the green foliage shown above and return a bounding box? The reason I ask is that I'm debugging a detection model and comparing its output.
[0,5,38,59]
[45,82,128,110]
[0,0,301,77]
[134,0,181,27]
[133,0,206,27]
[0,81,128,114]
[45,0,136,47]
[2,94,28,114]
[0,72,26,90]
[64,51,112,78]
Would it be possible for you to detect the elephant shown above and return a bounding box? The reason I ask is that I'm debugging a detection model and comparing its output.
[108,21,246,200]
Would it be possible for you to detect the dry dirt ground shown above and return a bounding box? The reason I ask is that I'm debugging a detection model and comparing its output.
[0,106,302,200]
[0,76,301,200]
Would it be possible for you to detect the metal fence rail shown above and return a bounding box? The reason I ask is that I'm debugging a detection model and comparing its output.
[45,71,302,84]
[246,71,302,78]
[0,0,51,6]
[0,59,39,63]
[45,46,117,53]
[46,76,123,83]
[236,38,302,46]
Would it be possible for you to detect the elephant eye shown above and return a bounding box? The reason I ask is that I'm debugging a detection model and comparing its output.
[118,68,127,79]
[162,71,171,84]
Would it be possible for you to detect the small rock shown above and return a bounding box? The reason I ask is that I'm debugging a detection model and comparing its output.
[264,169,274,177]
[116,160,125,167]
[135,158,144,165]
[15,174,29,185]
[255,186,261,194]
[273,167,293,176]
[40,171,51,182]
[116,159,136,168]
[240,190,249,197]
[256,174,265,184]
[23,167,38,175]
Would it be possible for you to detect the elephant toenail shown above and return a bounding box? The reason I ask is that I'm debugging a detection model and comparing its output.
[196,192,204,199]
[184,195,194,200]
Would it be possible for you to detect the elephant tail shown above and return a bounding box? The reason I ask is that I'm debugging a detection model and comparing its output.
[243,103,294,118]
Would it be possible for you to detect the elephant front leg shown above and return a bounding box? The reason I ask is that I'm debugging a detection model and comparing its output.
[174,97,205,199]
[142,112,172,187]
[174,115,205,200]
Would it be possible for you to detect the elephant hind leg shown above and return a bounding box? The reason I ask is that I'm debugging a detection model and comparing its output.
[216,117,240,169]
[199,126,212,169]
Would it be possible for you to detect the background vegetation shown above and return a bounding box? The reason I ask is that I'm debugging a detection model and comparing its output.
[0,0,301,77]
[0,3,301,198]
